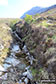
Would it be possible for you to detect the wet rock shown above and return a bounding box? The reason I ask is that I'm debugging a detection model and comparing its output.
[16,63,26,70]
[11,44,21,53]
[12,44,20,51]
[23,70,33,80]
[24,78,28,84]
[18,79,23,83]
[1,73,8,80]
[22,45,28,53]
[3,57,20,67]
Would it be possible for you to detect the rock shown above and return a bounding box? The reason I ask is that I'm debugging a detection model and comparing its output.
[47,20,53,23]
[0,44,4,51]
[18,79,23,83]
[12,44,21,53]
[16,63,26,70]
[25,66,30,70]
[3,57,20,68]
[2,80,15,84]
[22,45,28,53]
[1,73,8,80]
[23,70,33,80]
[0,65,5,75]
[24,78,28,84]
[0,79,3,84]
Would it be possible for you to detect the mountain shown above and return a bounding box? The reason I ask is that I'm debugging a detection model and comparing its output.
[21,5,56,18]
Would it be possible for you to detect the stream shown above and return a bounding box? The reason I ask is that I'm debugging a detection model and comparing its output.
[0,42,34,84]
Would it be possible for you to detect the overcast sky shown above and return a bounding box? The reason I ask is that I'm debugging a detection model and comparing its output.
[0,0,56,18]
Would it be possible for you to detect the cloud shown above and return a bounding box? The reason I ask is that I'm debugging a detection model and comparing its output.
[33,0,56,7]
[0,0,8,6]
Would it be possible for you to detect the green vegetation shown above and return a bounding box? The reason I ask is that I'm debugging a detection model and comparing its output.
[30,67,37,76]
[41,21,49,27]
[36,20,49,28]
[34,13,40,17]
[10,19,19,30]
[32,19,36,23]
[47,11,51,14]
[24,14,33,24]
[46,35,56,44]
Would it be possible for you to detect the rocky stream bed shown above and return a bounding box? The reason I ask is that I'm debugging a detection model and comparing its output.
[0,43,34,84]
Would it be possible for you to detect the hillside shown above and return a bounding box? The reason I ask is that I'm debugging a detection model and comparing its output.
[40,8,56,19]
[14,7,56,83]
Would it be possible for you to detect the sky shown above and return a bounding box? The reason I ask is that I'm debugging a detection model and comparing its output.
[0,0,56,18]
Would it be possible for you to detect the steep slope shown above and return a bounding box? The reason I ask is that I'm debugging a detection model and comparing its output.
[0,22,13,64]
[14,7,56,83]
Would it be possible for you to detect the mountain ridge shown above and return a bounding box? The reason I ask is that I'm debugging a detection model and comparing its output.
[21,4,56,18]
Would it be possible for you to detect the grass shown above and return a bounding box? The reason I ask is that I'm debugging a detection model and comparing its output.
[0,18,19,30]
[41,21,49,27]
[30,67,37,76]
[0,22,13,64]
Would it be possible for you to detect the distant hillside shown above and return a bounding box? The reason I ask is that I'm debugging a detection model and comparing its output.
[40,7,56,19]
[21,5,56,18]
[0,18,19,24]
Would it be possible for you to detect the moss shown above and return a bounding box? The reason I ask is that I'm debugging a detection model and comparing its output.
[29,49,35,53]
[52,35,56,43]
[30,67,37,76]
